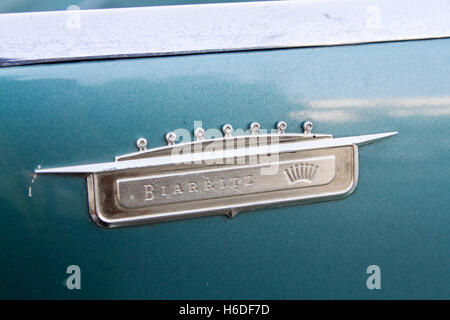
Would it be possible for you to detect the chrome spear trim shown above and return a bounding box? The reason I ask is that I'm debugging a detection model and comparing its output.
[35,132,398,174]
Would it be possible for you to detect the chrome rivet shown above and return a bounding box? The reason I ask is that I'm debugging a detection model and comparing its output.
[250,122,260,135]
[194,127,205,141]
[222,124,234,138]
[303,121,313,134]
[165,132,177,145]
[276,121,287,134]
[136,138,147,151]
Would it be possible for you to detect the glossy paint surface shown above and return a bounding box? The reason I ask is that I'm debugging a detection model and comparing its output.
[0,39,449,299]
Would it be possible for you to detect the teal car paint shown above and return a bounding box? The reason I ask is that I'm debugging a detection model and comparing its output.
[0,2,449,299]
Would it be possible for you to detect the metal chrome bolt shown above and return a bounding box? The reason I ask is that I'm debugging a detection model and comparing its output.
[303,121,313,134]
[276,121,287,134]
[194,127,205,141]
[222,124,234,138]
[250,122,260,135]
[136,138,148,151]
[165,132,177,145]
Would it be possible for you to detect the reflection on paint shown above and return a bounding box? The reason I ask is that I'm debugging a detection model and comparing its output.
[290,96,450,122]
[307,96,450,109]
[290,110,357,123]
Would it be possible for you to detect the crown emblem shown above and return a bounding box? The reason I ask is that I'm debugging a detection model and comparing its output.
[285,163,319,184]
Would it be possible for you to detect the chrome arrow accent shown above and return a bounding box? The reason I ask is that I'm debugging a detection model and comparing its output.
[35,132,397,174]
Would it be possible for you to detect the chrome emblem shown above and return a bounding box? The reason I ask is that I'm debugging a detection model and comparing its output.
[35,121,397,228]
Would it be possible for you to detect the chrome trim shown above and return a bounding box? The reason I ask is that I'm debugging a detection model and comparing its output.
[1,0,449,67]
[35,119,397,228]
[35,131,397,174]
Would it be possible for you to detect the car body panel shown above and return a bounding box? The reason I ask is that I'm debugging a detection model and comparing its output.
[0,38,449,299]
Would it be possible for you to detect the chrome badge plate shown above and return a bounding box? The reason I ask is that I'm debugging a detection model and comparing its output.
[36,121,397,228]
[116,155,336,209]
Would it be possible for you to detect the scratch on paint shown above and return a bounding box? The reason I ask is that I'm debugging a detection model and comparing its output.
[28,165,41,198]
